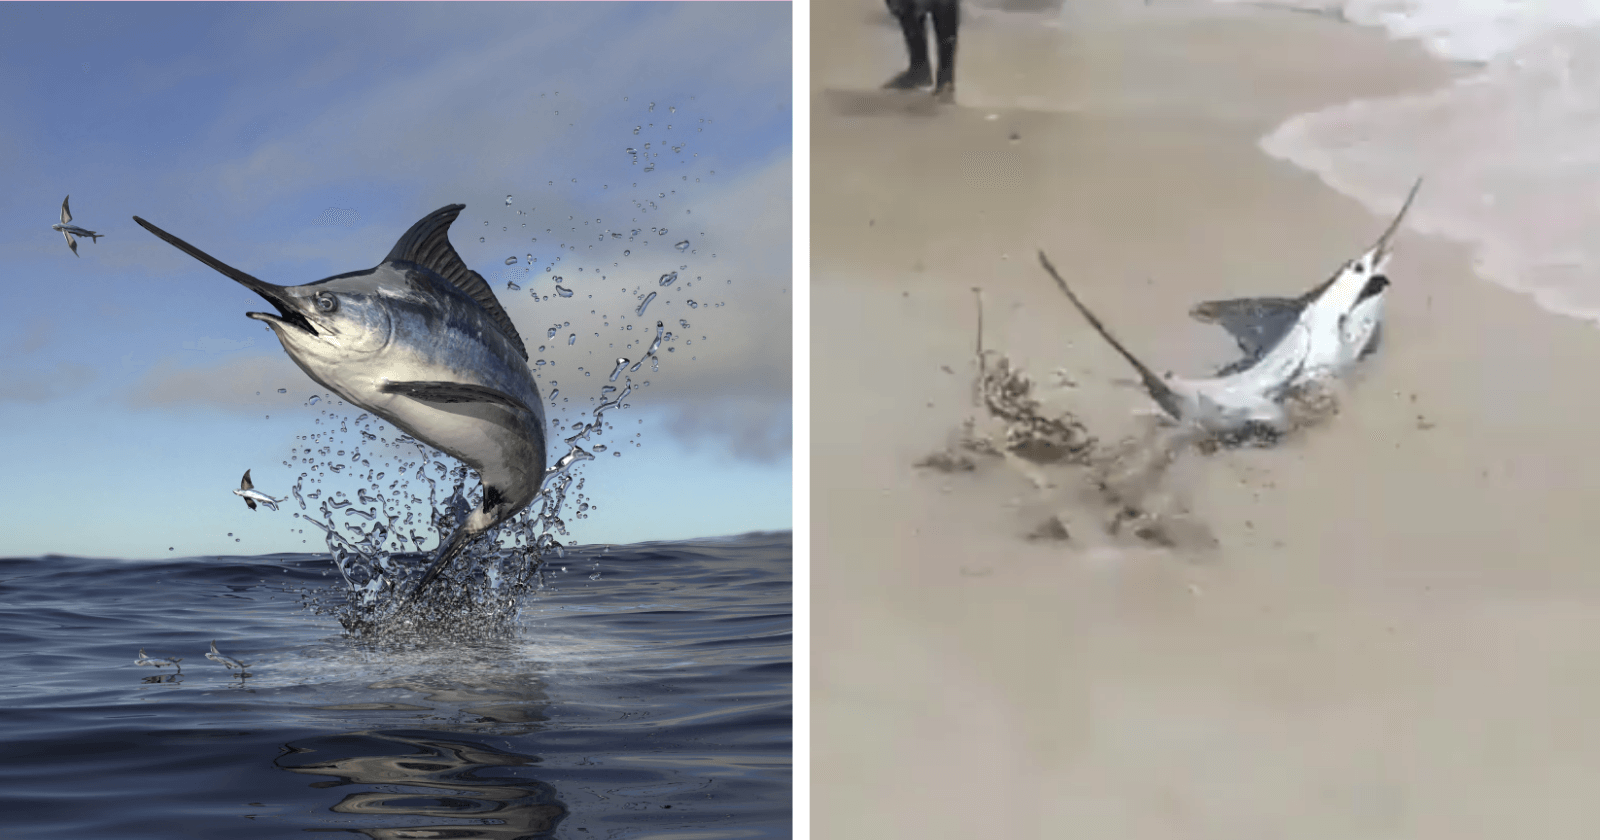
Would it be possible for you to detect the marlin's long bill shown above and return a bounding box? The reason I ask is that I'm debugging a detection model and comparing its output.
[1375,176,1425,258]
[1038,251,1186,421]
[132,216,273,292]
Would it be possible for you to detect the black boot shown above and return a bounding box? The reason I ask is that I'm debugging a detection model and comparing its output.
[930,0,959,102]
[883,10,933,90]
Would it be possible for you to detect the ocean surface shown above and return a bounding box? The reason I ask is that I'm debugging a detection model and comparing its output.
[0,532,792,839]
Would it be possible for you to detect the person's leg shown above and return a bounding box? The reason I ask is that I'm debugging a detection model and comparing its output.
[929,0,959,102]
[882,0,932,89]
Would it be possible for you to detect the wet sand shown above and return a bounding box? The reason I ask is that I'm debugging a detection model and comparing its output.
[813,1,1600,836]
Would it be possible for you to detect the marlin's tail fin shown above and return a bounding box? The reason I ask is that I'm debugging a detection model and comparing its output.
[1038,251,1187,421]
[408,526,479,602]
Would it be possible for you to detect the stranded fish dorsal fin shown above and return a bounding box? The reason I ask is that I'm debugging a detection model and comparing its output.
[385,204,530,362]
[379,380,533,414]
[1189,296,1305,367]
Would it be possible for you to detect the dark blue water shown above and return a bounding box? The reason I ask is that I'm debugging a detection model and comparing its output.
[0,532,791,839]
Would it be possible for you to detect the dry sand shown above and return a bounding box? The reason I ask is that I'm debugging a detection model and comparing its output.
[813,1,1600,836]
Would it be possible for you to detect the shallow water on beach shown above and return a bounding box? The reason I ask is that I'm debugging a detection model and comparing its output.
[0,532,791,839]
[1229,0,1600,325]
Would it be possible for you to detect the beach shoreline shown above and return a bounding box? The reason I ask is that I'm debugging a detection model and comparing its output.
[813,1,1600,836]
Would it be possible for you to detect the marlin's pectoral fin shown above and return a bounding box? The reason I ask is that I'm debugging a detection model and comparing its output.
[380,380,531,413]
[1189,296,1304,362]
[244,497,257,511]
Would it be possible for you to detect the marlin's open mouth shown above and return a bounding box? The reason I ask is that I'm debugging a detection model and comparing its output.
[132,215,319,337]
[245,297,318,337]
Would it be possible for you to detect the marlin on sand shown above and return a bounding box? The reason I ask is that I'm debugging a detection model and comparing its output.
[52,195,103,257]
[232,469,285,512]
[134,205,548,603]
[1038,177,1422,440]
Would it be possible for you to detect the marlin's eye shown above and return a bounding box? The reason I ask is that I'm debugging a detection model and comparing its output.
[314,292,339,313]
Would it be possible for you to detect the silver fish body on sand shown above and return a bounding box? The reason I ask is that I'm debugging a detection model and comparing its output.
[52,195,103,257]
[1188,177,1423,384]
[1039,178,1421,442]
[232,468,285,512]
[134,205,547,601]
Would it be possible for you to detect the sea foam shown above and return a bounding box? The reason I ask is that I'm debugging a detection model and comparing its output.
[1230,0,1600,322]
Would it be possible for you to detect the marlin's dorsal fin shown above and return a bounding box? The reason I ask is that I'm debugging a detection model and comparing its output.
[385,205,530,362]
[1189,296,1305,365]
[379,380,533,414]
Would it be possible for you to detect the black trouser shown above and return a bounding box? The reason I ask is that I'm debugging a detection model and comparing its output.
[888,0,959,88]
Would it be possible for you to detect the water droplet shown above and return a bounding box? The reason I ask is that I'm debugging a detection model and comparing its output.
[626,147,636,154]
[568,333,576,345]
[505,256,517,265]
[505,194,513,205]
[633,126,641,135]
[687,300,699,309]
[479,236,485,243]
[277,388,287,394]
[636,292,656,316]
[555,285,573,297]
[648,102,655,111]
[547,326,559,339]
[610,358,629,381]
[307,395,321,405]
[623,249,630,257]
[659,271,678,287]
[674,240,689,251]
[506,280,521,291]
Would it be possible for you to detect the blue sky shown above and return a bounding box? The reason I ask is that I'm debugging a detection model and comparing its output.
[0,2,792,560]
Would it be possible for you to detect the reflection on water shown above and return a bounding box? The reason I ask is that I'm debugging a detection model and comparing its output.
[279,731,565,838]
[277,671,565,838]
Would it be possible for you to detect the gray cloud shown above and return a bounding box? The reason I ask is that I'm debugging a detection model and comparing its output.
[10,319,52,354]
[125,352,311,412]
[654,398,792,463]
[0,362,96,403]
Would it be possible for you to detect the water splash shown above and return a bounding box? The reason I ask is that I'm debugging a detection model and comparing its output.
[636,292,656,316]
[659,271,678,287]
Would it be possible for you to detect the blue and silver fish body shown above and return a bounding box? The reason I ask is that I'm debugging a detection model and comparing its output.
[53,195,102,256]
[206,640,246,671]
[233,488,283,511]
[135,648,182,671]
[233,469,284,511]
[134,205,547,600]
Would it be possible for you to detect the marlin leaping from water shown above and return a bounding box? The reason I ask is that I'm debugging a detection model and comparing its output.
[232,469,285,512]
[52,195,102,257]
[134,205,548,604]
